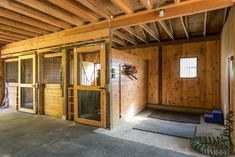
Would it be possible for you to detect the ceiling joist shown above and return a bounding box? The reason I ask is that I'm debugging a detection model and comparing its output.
[180,17,189,39]
[203,12,208,37]
[111,0,134,14]
[76,0,112,19]
[123,26,148,44]
[113,30,137,45]
[0,8,60,32]
[112,36,127,46]
[158,20,174,40]
[48,0,99,23]
[0,24,39,37]
[0,16,50,35]
[0,0,70,29]
[16,0,84,26]
[140,24,160,42]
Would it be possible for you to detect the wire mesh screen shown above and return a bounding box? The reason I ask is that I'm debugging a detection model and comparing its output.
[6,61,18,83]
[180,57,198,78]
[21,59,33,84]
[43,57,62,84]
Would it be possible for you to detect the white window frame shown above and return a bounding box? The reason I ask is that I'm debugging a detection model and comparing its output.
[179,57,198,79]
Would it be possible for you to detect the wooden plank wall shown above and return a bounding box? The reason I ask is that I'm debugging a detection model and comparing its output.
[44,85,62,117]
[220,6,235,151]
[125,40,220,110]
[111,49,148,126]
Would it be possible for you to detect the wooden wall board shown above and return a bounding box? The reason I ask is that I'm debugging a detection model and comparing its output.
[6,83,18,109]
[220,6,235,151]
[44,85,62,117]
[111,48,148,126]
[125,40,220,110]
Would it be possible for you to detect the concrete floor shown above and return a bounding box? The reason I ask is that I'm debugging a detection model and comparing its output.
[96,109,226,157]
[0,109,201,157]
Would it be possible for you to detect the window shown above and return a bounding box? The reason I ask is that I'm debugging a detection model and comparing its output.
[180,57,198,78]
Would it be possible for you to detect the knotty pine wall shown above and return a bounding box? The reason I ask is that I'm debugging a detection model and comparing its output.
[220,6,235,151]
[0,58,4,104]
[111,49,148,126]
[125,40,220,110]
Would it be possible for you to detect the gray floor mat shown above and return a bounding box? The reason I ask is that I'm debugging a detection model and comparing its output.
[148,110,201,124]
[133,119,197,139]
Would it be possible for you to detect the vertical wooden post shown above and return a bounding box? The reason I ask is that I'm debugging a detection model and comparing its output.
[37,53,44,114]
[62,49,69,120]
[158,46,163,105]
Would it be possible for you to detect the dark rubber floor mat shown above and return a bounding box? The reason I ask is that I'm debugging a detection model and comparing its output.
[133,119,197,139]
[148,110,201,124]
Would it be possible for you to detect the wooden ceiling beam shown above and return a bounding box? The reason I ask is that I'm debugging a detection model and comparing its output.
[111,0,134,14]
[0,34,21,41]
[0,0,71,29]
[16,0,84,26]
[113,30,137,45]
[76,0,112,19]
[180,16,189,39]
[140,0,154,10]
[140,24,160,41]
[0,37,15,43]
[0,17,50,35]
[123,26,148,43]
[110,0,234,29]
[158,20,174,40]
[0,30,28,39]
[112,36,127,46]
[48,0,99,23]
[0,24,38,37]
[203,12,208,37]
[0,8,60,32]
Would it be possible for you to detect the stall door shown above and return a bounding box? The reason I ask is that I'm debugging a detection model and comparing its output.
[74,44,106,128]
[18,55,36,113]
[42,53,63,117]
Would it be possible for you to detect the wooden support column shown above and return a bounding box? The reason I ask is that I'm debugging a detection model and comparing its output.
[37,53,44,114]
[158,46,162,105]
[62,49,69,120]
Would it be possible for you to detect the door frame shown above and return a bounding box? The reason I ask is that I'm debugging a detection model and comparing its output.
[18,54,37,114]
[74,44,106,128]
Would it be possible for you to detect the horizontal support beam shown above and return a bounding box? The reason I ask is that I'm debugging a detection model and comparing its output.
[110,0,234,29]
[1,28,109,55]
[117,35,220,50]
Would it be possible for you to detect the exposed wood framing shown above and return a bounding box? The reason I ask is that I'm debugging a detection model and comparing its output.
[0,30,27,39]
[111,0,134,14]
[203,12,208,37]
[0,24,39,37]
[180,16,189,39]
[123,27,148,43]
[0,34,21,41]
[118,35,220,50]
[0,8,59,32]
[112,37,127,46]
[16,0,84,26]
[140,0,154,10]
[140,24,160,41]
[1,28,109,55]
[0,17,50,35]
[1,0,234,54]
[48,0,99,22]
[0,0,70,29]
[158,21,174,40]
[113,30,137,45]
[76,0,112,19]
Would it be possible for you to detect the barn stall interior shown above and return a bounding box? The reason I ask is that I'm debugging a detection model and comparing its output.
[0,0,235,157]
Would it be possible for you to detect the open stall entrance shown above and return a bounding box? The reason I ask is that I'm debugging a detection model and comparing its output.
[74,44,106,128]
[41,53,63,117]
[18,55,36,113]
[4,58,18,110]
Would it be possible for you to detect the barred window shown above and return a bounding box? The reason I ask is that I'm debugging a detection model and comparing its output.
[180,57,198,78]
